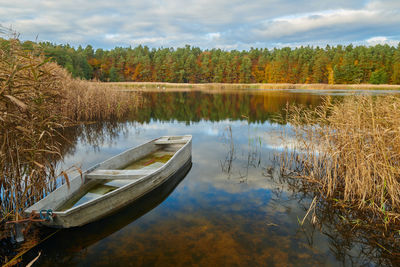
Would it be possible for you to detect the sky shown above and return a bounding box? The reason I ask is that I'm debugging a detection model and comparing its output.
[0,0,399,50]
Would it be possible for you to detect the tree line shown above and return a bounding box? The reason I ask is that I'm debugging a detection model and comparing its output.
[16,40,400,84]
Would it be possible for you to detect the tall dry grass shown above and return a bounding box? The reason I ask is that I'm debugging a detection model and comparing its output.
[281,95,400,224]
[56,68,140,121]
[0,38,66,221]
[0,35,140,222]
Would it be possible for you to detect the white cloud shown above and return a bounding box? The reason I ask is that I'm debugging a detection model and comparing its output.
[258,9,378,38]
[206,32,221,41]
[0,0,399,49]
[366,36,400,46]
[366,0,400,10]
[245,7,400,45]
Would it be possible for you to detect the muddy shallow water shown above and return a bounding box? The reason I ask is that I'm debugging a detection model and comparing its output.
[16,89,400,266]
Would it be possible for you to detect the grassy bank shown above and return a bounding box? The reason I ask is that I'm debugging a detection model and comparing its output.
[0,38,140,222]
[108,82,400,91]
[281,95,400,225]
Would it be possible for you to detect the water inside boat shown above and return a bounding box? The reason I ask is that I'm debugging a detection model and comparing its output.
[123,150,174,170]
[56,145,178,211]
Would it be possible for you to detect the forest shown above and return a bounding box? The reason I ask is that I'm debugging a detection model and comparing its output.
[10,39,400,84]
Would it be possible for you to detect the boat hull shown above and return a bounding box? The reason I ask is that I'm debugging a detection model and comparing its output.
[25,136,192,228]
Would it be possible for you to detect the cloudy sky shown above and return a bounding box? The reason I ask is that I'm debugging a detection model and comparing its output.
[1,0,399,50]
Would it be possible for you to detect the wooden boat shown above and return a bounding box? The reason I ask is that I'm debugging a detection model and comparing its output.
[25,135,192,228]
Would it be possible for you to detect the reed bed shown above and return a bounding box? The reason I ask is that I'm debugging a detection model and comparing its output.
[60,76,140,122]
[280,95,400,224]
[0,38,65,222]
[0,36,141,222]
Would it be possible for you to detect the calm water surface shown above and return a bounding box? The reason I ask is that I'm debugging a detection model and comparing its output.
[27,89,398,266]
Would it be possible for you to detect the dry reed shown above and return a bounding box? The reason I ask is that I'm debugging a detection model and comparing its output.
[60,73,140,121]
[0,34,140,222]
[280,95,400,224]
[0,38,65,222]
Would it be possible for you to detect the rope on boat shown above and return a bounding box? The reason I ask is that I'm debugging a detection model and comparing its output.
[39,209,54,222]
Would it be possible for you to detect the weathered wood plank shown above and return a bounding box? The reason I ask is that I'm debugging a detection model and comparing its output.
[86,169,156,179]
[155,138,190,144]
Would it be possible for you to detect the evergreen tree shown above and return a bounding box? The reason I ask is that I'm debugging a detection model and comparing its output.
[109,66,118,82]
[239,56,252,83]
[370,69,388,84]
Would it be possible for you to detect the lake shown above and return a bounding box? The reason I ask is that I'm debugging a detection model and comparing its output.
[23,89,398,266]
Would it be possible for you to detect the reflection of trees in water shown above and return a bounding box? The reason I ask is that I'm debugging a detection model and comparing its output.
[59,121,129,157]
[267,167,400,266]
[56,90,323,162]
[49,122,133,183]
[130,91,323,124]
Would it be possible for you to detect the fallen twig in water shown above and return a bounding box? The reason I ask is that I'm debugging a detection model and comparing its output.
[299,196,317,226]
[26,251,41,267]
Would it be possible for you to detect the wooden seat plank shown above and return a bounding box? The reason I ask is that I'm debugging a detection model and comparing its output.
[86,169,156,179]
[155,139,189,144]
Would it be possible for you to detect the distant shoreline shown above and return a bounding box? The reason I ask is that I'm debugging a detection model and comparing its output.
[106,82,400,91]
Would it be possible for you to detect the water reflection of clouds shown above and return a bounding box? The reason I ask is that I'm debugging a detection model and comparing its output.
[258,127,300,151]
[75,171,337,266]
[61,120,290,190]
[41,91,387,266]
[58,120,304,214]
[47,117,347,265]
[206,127,219,136]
